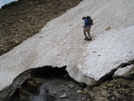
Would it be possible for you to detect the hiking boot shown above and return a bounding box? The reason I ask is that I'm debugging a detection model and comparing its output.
[87,38,92,41]
[84,37,88,40]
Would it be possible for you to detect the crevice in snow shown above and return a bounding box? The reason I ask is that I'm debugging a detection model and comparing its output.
[113,60,134,79]
[98,60,134,84]
[117,60,134,69]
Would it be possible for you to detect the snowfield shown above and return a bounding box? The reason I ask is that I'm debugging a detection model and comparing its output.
[0,0,134,91]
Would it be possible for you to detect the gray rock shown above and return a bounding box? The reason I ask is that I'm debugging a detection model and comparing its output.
[113,91,123,99]
[77,90,82,93]
[60,93,68,98]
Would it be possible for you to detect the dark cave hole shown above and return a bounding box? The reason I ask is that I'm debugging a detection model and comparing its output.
[31,66,68,78]
[10,66,71,101]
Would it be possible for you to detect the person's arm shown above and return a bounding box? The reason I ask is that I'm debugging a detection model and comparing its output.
[84,19,88,27]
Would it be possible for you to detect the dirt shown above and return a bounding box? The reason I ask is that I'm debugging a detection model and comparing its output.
[0,0,82,55]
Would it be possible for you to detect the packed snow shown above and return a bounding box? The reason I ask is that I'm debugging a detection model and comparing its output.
[0,0,134,91]
[114,64,134,76]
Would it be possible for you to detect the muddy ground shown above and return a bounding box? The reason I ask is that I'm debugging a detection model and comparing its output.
[0,0,134,101]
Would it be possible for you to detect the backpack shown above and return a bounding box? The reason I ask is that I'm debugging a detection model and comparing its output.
[86,16,93,25]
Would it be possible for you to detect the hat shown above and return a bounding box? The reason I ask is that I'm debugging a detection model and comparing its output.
[82,17,86,19]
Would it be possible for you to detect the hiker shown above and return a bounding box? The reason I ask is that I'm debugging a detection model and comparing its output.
[82,16,93,41]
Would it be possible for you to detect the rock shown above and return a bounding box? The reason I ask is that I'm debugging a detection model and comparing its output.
[101,90,108,95]
[82,88,89,94]
[53,92,57,95]
[60,92,68,98]
[88,91,95,98]
[98,97,108,101]
[68,83,75,89]
[17,88,34,100]
[18,95,30,101]
[81,97,86,101]
[26,80,39,92]
[113,91,122,99]
[65,100,70,101]
[107,83,115,87]
[15,40,19,43]
[77,90,82,93]
[63,74,69,78]
[19,19,23,23]
[61,85,64,88]
[102,85,107,89]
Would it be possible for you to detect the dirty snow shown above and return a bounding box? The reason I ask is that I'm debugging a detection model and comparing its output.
[0,0,134,90]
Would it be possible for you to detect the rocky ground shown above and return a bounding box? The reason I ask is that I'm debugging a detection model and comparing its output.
[0,0,82,55]
[0,0,134,101]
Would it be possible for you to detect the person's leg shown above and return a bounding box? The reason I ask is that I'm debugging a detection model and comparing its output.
[87,26,91,39]
[84,27,88,39]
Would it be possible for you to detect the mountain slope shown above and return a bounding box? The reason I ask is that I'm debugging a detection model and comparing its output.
[0,0,82,55]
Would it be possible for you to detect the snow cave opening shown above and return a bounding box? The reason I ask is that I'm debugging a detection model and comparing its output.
[10,66,78,101]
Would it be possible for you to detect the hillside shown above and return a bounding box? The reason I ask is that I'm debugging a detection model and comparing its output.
[0,0,82,55]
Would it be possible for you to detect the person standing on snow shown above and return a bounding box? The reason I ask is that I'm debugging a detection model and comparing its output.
[82,16,93,41]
